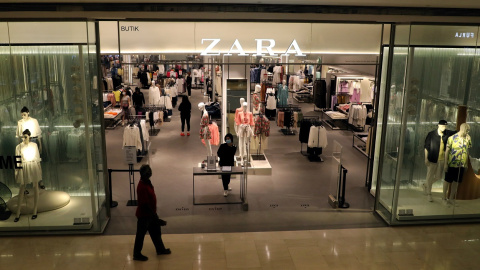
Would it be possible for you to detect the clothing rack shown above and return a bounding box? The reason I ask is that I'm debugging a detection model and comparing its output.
[299,116,324,162]
[143,105,165,136]
[277,105,301,136]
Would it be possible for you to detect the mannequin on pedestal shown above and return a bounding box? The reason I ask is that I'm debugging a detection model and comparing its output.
[423,120,455,202]
[198,102,212,156]
[234,98,245,134]
[14,129,42,222]
[235,102,254,165]
[443,123,472,205]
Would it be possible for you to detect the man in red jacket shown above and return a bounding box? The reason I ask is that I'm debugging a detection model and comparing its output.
[133,164,171,261]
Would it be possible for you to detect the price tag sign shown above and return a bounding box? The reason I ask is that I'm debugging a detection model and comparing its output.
[124,146,136,164]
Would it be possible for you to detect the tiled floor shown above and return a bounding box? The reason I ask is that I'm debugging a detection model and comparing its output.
[2,224,480,270]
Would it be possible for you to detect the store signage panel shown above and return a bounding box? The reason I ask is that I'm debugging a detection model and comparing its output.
[311,24,382,54]
[409,25,478,46]
[8,22,88,44]
[118,21,195,53]
[0,22,8,44]
[200,38,306,56]
[195,22,312,56]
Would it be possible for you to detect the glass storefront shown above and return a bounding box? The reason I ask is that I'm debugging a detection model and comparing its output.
[0,22,108,233]
[374,24,480,224]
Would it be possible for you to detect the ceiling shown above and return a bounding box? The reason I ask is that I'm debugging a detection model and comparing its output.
[1,0,480,9]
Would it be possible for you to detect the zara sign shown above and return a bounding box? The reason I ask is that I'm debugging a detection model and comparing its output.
[201,39,306,56]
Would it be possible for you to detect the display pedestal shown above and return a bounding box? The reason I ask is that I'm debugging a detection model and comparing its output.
[6,190,70,214]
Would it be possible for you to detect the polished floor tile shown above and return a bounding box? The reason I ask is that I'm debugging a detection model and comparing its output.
[1,224,480,269]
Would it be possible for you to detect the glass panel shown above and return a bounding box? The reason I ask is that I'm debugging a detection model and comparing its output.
[376,25,411,222]
[0,22,103,233]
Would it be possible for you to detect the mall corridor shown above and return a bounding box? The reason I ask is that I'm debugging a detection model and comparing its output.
[1,224,479,270]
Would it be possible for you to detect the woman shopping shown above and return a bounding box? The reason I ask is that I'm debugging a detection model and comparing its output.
[178,95,191,136]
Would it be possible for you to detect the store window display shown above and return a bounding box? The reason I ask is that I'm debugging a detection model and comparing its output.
[443,123,472,205]
[234,98,245,134]
[423,120,456,202]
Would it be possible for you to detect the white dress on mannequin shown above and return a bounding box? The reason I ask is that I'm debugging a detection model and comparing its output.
[15,142,42,185]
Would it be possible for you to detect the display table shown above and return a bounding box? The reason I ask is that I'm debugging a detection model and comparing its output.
[193,167,245,206]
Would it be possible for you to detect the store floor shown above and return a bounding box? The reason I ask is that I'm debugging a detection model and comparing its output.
[2,224,479,270]
[104,88,384,235]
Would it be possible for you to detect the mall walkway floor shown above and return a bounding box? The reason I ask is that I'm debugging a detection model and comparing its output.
[2,224,479,270]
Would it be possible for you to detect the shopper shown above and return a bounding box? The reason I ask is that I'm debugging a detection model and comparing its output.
[217,133,237,197]
[178,95,191,136]
[132,87,145,110]
[120,90,131,126]
[133,164,171,261]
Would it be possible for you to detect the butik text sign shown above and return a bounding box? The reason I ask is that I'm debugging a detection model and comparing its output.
[201,39,306,56]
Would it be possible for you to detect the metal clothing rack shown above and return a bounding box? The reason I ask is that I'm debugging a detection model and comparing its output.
[277,105,301,136]
[299,116,324,162]
[143,105,165,136]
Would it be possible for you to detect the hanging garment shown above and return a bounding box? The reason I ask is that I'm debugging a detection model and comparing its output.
[237,124,254,138]
[149,86,161,106]
[266,94,276,110]
[254,115,270,137]
[272,65,282,85]
[15,142,42,185]
[159,96,173,110]
[17,118,42,138]
[252,93,261,113]
[277,111,285,128]
[202,122,220,146]
[307,125,328,149]
[235,111,254,126]
[140,120,149,142]
[351,88,361,103]
[123,125,143,151]
[199,112,211,140]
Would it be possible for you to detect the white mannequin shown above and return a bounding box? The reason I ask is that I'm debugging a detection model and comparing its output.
[234,98,245,134]
[198,102,212,156]
[423,123,447,202]
[149,80,161,106]
[236,102,254,165]
[443,123,471,205]
[252,85,261,114]
[14,130,41,222]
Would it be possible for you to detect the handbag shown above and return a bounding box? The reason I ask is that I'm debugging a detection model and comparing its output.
[153,215,167,227]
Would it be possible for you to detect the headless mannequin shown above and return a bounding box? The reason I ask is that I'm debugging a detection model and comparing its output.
[15,132,40,222]
[198,102,212,156]
[443,123,471,204]
[234,98,245,134]
[423,123,447,201]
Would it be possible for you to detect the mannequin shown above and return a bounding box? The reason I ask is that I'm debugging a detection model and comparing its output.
[235,102,254,165]
[234,98,245,134]
[149,80,161,106]
[443,123,472,205]
[198,102,212,156]
[277,80,288,107]
[423,120,455,202]
[17,106,44,189]
[215,67,222,97]
[14,129,42,222]
[252,86,261,114]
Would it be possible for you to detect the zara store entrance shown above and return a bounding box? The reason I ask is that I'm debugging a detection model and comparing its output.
[99,21,385,234]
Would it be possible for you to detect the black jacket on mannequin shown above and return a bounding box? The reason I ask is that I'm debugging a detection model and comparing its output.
[424,129,456,163]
